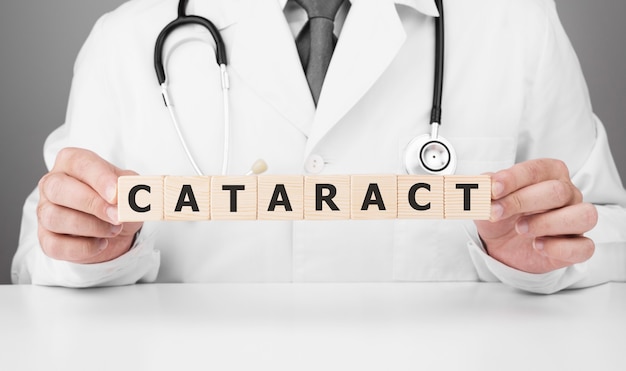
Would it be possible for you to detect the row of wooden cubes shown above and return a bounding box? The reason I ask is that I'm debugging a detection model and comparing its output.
[118,175,491,222]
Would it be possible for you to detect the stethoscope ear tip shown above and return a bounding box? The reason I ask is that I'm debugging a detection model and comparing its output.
[246,159,269,176]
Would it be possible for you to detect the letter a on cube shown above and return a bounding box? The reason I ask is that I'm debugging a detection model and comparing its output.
[258,175,304,220]
[164,176,211,221]
[351,175,397,220]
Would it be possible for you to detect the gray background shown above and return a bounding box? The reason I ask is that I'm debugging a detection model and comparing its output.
[0,1,624,284]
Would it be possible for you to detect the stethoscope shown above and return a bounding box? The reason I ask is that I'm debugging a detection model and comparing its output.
[155,0,456,176]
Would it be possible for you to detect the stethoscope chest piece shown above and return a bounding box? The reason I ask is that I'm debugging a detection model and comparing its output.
[404,130,457,175]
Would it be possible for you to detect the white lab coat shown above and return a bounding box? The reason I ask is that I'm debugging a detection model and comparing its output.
[12,0,626,292]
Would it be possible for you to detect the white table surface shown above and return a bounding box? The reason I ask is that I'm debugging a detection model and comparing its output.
[1,282,625,371]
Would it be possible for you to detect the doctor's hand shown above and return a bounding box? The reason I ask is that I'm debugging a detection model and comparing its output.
[475,159,598,274]
[37,147,142,264]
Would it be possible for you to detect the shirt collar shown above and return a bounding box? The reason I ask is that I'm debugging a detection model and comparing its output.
[278,0,439,17]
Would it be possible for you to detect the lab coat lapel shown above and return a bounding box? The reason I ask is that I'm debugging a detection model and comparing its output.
[229,0,315,137]
[304,0,407,157]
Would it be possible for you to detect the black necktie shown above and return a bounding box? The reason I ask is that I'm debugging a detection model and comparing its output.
[295,0,344,106]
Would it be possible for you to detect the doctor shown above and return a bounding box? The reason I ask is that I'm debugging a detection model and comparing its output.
[12,0,626,292]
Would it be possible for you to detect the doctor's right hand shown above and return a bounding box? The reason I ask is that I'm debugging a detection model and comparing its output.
[36,147,143,264]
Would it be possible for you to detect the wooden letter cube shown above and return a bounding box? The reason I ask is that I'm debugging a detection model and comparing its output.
[397,175,444,219]
[164,176,211,221]
[351,175,397,220]
[118,176,164,222]
[257,175,304,220]
[304,176,351,220]
[444,175,491,220]
[211,176,258,220]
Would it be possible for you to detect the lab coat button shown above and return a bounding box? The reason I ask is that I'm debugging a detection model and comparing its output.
[305,154,325,174]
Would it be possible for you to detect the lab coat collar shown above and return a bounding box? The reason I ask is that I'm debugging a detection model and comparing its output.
[191,0,240,29]
[277,0,440,17]
[229,0,316,137]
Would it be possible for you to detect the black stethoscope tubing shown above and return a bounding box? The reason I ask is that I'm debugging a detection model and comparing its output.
[432,0,444,126]
[155,0,227,86]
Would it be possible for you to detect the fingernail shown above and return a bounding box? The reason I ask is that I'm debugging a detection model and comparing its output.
[110,223,123,236]
[516,219,529,235]
[490,202,504,221]
[533,239,544,251]
[97,238,108,252]
[106,206,119,224]
[492,181,504,198]
[105,184,117,203]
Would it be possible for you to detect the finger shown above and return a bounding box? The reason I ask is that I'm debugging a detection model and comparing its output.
[533,236,595,265]
[40,172,119,225]
[38,226,108,264]
[51,148,128,204]
[491,179,581,221]
[38,200,123,238]
[491,159,571,200]
[516,203,598,237]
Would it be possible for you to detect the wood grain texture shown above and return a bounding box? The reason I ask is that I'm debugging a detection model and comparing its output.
[164,176,211,221]
[118,176,164,222]
[444,175,491,220]
[351,175,398,220]
[397,175,444,219]
[304,175,351,220]
[210,176,258,220]
[257,175,304,220]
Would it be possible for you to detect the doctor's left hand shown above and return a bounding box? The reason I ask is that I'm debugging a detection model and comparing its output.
[474,158,598,274]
